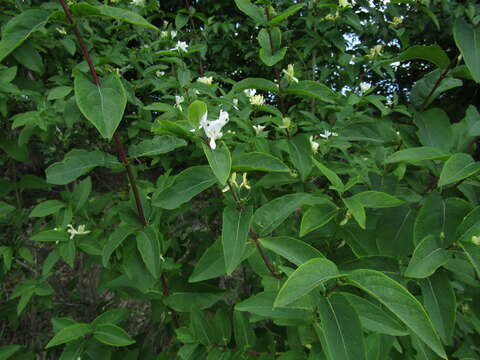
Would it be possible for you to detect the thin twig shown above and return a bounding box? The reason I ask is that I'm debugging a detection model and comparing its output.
[249,231,281,279]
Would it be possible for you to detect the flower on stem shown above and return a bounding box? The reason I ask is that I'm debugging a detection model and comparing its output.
[309,136,320,153]
[66,224,90,240]
[197,76,213,85]
[360,82,371,94]
[282,64,299,83]
[233,98,239,110]
[240,173,251,190]
[170,30,177,38]
[279,117,291,129]
[339,0,350,7]
[175,95,184,111]
[160,31,169,38]
[319,130,338,139]
[131,0,145,7]
[173,41,188,52]
[201,110,229,150]
[367,44,383,58]
[249,94,265,106]
[156,70,165,77]
[253,124,266,135]
[57,27,67,35]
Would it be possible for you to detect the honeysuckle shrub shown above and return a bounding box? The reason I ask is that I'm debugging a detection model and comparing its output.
[1,0,480,359]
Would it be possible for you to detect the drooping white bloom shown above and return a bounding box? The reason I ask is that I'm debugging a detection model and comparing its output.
[472,235,480,246]
[156,70,165,77]
[170,30,177,38]
[253,124,266,135]
[175,95,184,111]
[57,27,67,35]
[282,64,299,83]
[249,94,265,106]
[244,88,256,97]
[319,130,333,139]
[360,82,371,94]
[240,173,251,190]
[173,41,188,52]
[131,0,145,6]
[201,110,229,150]
[309,136,320,153]
[160,31,169,38]
[232,98,239,110]
[66,224,90,240]
[197,76,213,85]
[279,117,291,129]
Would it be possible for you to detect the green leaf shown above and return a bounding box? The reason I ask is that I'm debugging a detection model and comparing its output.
[350,191,404,209]
[453,18,480,83]
[46,149,120,185]
[45,323,92,348]
[93,323,135,347]
[420,270,456,345]
[97,5,158,30]
[203,142,231,186]
[233,78,279,94]
[13,42,44,73]
[91,309,130,327]
[411,70,462,108]
[233,310,256,350]
[288,134,313,181]
[284,80,336,104]
[459,241,480,279]
[29,200,65,217]
[274,257,339,307]
[342,293,408,336]
[414,109,453,152]
[346,269,446,359]
[312,158,344,192]
[267,3,304,26]
[342,197,366,230]
[438,153,480,186]
[0,345,22,360]
[235,291,312,324]
[222,205,253,274]
[317,294,366,360]
[300,202,338,237]
[0,202,15,218]
[59,240,76,268]
[189,239,226,283]
[405,235,449,278]
[102,225,137,267]
[385,146,450,163]
[0,10,50,62]
[190,309,217,345]
[259,47,287,67]
[128,135,186,158]
[164,291,225,312]
[74,71,127,140]
[233,0,267,24]
[187,100,207,128]
[260,236,324,266]
[47,86,72,101]
[384,45,450,69]
[153,166,217,209]
[232,152,290,173]
[136,226,162,279]
[254,193,310,236]
[31,230,68,243]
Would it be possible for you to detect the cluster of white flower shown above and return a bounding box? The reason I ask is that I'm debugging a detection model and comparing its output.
[175,95,184,111]
[66,224,90,240]
[156,70,165,77]
[131,0,145,7]
[197,76,213,85]
[200,110,229,150]
[319,130,338,139]
[252,124,266,135]
[173,41,188,52]
[360,82,371,94]
[222,172,251,192]
[309,130,339,153]
[282,64,299,83]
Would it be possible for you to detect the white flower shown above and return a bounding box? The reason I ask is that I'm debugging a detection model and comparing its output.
[360,82,371,94]
[339,0,350,7]
[201,110,229,150]
[66,224,90,240]
[170,30,177,38]
[240,173,251,190]
[319,130,333,139]
[279,117,291,129]
[233,98,239,110]
[173,41,188,52]
[131,0,145,6]
[253,124,266,135]
[175,95,184,111]
[160,31,169,38]
[309,136,320,153]
[282,64,299,83]
[249,94,265,106]
[367,44,383,58]
[197,76,213,85]
[156,70,165,77]
[56,27,67,35]
[472,236,480,246]
[244,88,256,97]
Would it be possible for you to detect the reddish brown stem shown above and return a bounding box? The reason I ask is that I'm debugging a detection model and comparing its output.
[58,0,179,328]
[249,232,281,279]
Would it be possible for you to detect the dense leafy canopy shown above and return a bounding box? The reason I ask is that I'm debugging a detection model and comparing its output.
[1,0,480,359]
